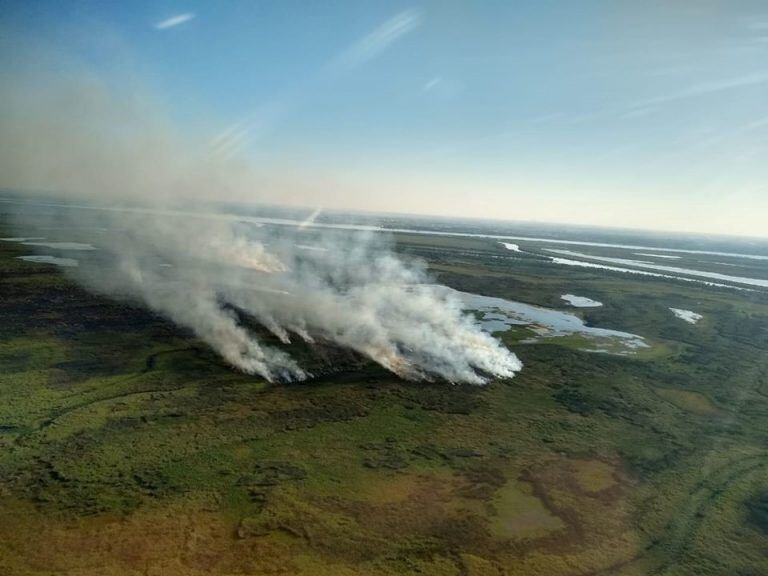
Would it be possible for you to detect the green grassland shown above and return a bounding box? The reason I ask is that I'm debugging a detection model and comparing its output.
[1,220,767,575]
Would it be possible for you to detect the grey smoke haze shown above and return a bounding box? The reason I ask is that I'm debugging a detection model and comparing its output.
[0,60,522,384]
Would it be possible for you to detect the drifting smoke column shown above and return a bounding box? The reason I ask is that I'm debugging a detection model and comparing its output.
[66,209,522,383]
[0,48,523,384]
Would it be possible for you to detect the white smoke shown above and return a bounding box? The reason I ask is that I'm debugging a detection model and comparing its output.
[0,51,522,384]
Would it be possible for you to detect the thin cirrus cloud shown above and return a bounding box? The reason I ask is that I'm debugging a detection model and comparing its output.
[208,101,288,159]
[331,8,423,71]
[210,8,423,159]
[154,13,195,30]
[423,76,442,92]
[629,71,768,110]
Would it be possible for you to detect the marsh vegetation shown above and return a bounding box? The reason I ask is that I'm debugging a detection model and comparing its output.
[1,215,767,575]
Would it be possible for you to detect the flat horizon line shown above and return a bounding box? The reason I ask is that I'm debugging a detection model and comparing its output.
[2,189,768,245]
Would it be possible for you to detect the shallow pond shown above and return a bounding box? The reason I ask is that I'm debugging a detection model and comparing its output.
[455,290,648,352]
[17,255,79,267]
[561,294,603,307]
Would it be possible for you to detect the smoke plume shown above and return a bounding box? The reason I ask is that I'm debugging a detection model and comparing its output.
[0,54,522,384]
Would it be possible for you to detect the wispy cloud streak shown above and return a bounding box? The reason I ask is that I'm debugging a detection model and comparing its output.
[208,101,287,159]
[208,9,422,158]
[423,76,441,92]
[630,71,768,109]
[154,13,195,30]
[332,8,423,70]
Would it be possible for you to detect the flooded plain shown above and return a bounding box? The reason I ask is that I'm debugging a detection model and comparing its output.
[455,289,648,353]
[561,294,603,307]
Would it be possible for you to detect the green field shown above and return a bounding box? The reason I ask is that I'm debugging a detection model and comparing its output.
[1,219,767,575]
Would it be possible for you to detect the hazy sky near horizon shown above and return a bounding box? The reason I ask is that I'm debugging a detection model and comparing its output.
[2,1,768,237]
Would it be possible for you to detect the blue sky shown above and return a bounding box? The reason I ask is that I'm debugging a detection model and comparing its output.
[3,1,768,236]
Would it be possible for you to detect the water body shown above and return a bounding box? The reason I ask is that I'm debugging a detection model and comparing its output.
[561,294,603,307]
[454,289,647,352]
[669,308,702,324]
[295,244,328,252]
[549,256,745,290]
[0,236,45,242]
[17,255,78,267]
[4,197,767,261]
[545,249,768,289]
[635,253,681,259]
[245,218,768,262]
[22,241,96,250]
